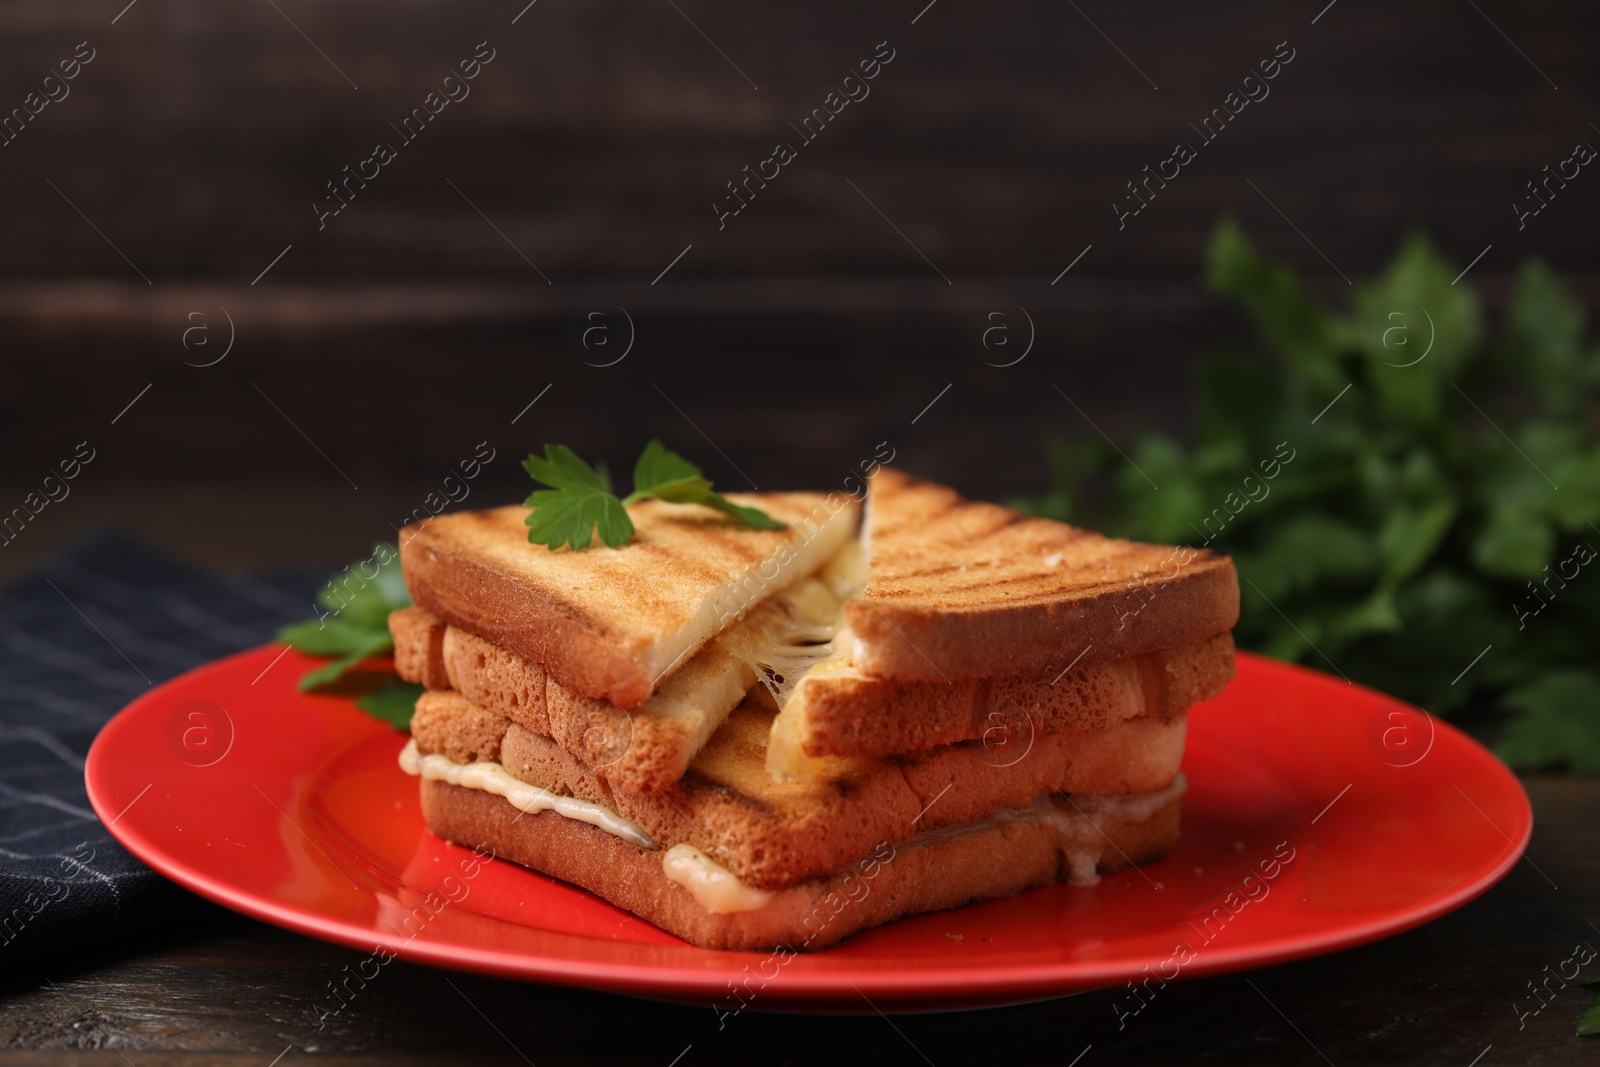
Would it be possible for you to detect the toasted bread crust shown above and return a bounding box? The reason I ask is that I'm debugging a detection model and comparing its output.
[388,606,450,689]
[400,495,858,709]
[394,607,1228,787]
[794,632,1234,758]
[393,608,740,793]
[420,779,1180,951]
[849,469,1239,681]
[410,690,507,765]
[416,691,1185,889]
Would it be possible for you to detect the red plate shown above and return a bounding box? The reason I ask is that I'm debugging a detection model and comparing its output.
[86,647,1530,1012]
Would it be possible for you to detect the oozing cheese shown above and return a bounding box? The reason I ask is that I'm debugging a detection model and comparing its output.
[408,733,1184,913]
[731,540,868,779]
[661,844,776,913]
[883,775,1189,887]
[728,540,866,706]
[766,627,1153,781]
[399,740,656,849]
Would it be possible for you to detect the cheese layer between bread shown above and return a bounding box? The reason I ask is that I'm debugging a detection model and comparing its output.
[401,737,1185,915]
[392,538,868,791]
[409,687,1186,889]
[766,631,1235,777]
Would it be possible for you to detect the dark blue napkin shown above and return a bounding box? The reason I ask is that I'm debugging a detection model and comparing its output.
[0,532,317,959]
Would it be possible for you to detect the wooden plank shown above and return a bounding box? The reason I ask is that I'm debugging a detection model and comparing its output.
[0,1,1592,280]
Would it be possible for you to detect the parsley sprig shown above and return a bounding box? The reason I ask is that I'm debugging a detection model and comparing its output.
[1014,219,1600,775]
[275,543,423,729]
[523,440,784,550]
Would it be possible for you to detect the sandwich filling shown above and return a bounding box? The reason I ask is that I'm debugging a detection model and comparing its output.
[727,538,866,706]
[661,844,776,914]
[400,738,1185,914]
[723,538,873,779]
[400,740,654,847]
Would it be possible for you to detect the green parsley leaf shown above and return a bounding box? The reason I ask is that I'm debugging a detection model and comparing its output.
[1503,260,1592,417]
[628,438,714,503]
[626,439,784,527]
[296,629,395,692]
[524,444,612,493]
[311,544,406,629]
[523,444,635,549]
[354,682,425,730]
[700,495,788,530]
[276,616,389,658]
[524,486,634,550]
[1471,508,1554,579]
[1578,994,1600,1037]
[1378,499,1456,585]
[523,441,783,549]
[1497,672,1600,775]
[1021,220,1600,775]
[1206,218,1345,392]
[278,543,414,715]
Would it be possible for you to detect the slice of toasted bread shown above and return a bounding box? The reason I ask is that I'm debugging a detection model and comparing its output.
[389,606,449,689]
[409,689,1185,889]
[393,579,845,791]
[400,492,858,709]
[847,469,1238,682]
[768,632,1234,773]
[420,777,1181,951]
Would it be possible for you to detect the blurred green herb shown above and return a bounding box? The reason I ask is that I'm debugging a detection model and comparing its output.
[1015,220,1600,774]
[354,681,427,730]
[275,543,419,730]
[523,440,785,551]
[1581,974,1600,1037]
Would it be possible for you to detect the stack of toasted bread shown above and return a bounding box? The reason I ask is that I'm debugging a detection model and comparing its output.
[391,469,1238,950]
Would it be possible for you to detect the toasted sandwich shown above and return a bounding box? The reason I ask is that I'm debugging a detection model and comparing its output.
[763,468,1237,775]
[405,688,1186,950]
[397,493,860,789]
[393,466,1238,951]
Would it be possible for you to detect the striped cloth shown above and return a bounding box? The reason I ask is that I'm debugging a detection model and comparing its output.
[0,532,316,958]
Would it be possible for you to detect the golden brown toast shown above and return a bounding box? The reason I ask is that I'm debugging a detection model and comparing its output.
[420,777,1181,952]
[399,493,858,709]
[393,584,836,791]
[847,469,1238,682]
[410,689,1185,890]
[769,631,1233,774]
[394,603,1227,784]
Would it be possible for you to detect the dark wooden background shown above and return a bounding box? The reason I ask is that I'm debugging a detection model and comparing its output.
[2,0,1599,1061]
[3,0,1599,579]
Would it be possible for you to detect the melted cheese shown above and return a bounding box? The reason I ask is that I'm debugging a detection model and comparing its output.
[730,540,870,779]
[658,776,1188,912]
[409,735,1184,913]
[894,775,1189,887]
[661,844,776,913]
[728,538,865,712]
[399,740,656,849]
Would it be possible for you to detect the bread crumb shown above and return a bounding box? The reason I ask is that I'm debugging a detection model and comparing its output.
[1153,882,1164,890]
[1232,839,1246,853]
[1193,867,1204,875]
[945,933,964,941]
[1044,553,1063,567]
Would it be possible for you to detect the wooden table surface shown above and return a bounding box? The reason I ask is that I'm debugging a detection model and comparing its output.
[1,775,1594,1065]
[3,1,1598,1062]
